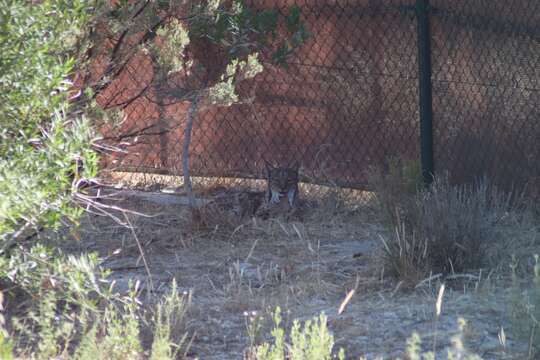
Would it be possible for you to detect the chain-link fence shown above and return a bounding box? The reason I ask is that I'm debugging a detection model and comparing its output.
[430,0,540,193]
[92,0,539,194]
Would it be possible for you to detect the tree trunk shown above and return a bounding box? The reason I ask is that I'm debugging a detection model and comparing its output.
[183,95,199,215]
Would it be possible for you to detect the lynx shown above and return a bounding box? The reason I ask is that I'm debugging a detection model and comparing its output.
[204,163,301,220]
[264,161,300,209]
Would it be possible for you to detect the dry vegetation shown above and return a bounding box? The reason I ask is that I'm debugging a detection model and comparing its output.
[3,168,540,359]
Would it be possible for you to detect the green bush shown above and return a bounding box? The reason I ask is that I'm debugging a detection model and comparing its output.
[150,280,191,360]
[2,245,110,358]
[509,255,540,357]
[1,245,190,359]
[405,319,482,360]
[250,308,483,360]
[251,307,344,360]
[0,0,98,248]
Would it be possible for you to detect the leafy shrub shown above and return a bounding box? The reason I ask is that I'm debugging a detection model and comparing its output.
[1,245,190,359]
[509,255,540,357]
[406,318,482,360]
[250,307,344,360]
[0,292,13,360]
[250,308,483,360]
[150,280,191,360]
[0,0,97,247]
[2,245,110,358]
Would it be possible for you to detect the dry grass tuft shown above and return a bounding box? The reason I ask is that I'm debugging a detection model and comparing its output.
[190,202,246,235]
[380,223,429,289]
[368,159,534,285]
[366,157,423,229]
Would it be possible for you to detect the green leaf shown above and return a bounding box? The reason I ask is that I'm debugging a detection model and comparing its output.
[286,5,302,32]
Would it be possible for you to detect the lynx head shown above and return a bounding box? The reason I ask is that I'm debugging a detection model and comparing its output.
[265,161,299,207]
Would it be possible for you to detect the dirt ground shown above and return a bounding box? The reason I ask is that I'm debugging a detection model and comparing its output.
[58,185,530,359]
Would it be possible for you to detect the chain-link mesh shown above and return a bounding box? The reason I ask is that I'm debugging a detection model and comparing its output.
[430,0,540,194]
[93,0,539,194]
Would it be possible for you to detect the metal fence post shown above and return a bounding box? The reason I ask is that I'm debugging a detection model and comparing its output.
[416,0,435,185]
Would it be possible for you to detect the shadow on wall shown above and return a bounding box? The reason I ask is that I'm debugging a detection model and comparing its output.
[439,121,540,196]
